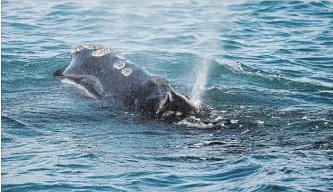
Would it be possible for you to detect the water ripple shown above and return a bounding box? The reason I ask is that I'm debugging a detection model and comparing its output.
[2,0,333,191]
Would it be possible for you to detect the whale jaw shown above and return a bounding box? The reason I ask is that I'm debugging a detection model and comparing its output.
[160,91,198,119]
[140,91,198,120]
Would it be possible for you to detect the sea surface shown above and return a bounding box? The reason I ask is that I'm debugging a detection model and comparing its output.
[2,0,333,191]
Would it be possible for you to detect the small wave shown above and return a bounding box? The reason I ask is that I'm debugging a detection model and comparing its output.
[222,39,249,50]
[202,164,261,182]
[297,135,333,150]
[1,115,44,139]
[55,163,91,169]
[210,58,333,93]
[2,115,27,128]
[212,58,245,73]
[188,140,240,148]
[250,184,299,192]
[51,2,78,10]
[153,155,225,163]
[148,34,198,45]
[2,183,123,192]
[3,22,37,30]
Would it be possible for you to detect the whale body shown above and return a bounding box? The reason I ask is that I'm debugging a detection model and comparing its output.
[54,44,198,119]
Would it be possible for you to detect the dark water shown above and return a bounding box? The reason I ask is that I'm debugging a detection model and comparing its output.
[2,0,333,191]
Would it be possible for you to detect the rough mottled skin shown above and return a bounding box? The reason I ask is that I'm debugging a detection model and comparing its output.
[54,44,197,119]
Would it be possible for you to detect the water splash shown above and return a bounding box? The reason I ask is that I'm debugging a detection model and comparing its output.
[190,35,219,108]
[190,54,212,107]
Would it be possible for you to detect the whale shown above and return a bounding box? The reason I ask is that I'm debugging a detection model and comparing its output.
[54,44,198,120]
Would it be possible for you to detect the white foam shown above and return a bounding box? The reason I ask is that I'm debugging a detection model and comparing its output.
[231,120,239,124]
[216,58,244,72]
[176,116,215,129]
[241,129,250,134]
[256,120,264,125]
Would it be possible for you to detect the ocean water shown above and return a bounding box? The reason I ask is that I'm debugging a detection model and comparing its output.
[2,0,333,191]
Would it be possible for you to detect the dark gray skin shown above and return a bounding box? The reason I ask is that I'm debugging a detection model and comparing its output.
[54,44,198,120]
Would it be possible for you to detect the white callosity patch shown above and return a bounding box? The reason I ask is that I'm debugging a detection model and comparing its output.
[73,44,131,75]
[91,48,116,57]
[114,61,125,69]
[71,44,87,54]
[121,67,132,76]
[71,44,104,54]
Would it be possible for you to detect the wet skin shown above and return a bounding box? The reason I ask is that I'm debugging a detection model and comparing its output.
[54,44,198,119]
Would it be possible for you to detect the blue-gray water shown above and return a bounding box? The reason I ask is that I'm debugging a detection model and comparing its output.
[2,0,333,191]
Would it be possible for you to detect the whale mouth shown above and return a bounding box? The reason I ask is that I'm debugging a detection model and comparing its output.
[142,91,198,119]
[155,92,172,115]
[156,91,198,119]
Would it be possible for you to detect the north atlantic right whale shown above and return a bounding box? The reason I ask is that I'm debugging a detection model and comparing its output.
[54,44,198,120]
